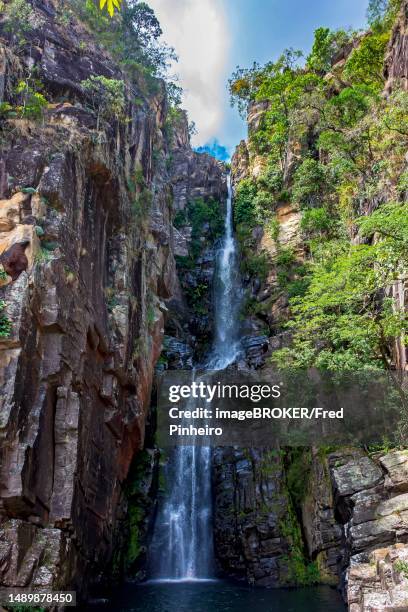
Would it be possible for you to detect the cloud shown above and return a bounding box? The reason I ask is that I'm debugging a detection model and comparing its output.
[148,0,230,146]
[195,139,231,162]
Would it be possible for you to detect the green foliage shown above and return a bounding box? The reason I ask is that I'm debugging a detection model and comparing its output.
[231,3,407,371]
[0,300,11,338]
[188,197,224,241]
[175,197,223,317]
[272,203,408,370]
[241,250,270,282]
[357,201,408,244]
[367,0,402,29]
[185,282,210,316]
[292,158,329,208]
[2,0,34,46]
[301,207,335,236]
[234,178,257,226]
[307,27,351,74]
[81,75,126,124]
[279,499,320,586]
[6,79,48,120]
[132,188,153,219]
[343,30,390,89]
[35,247,54,263]
[0,265,8,281]
[286,448,312,507]
[173,209,188,229]
[258,164,284,195]
[121,450,152,574]
[72,0,176,85]
[394,559,408,578]
[276,248,296,268]
[126,504,144,568]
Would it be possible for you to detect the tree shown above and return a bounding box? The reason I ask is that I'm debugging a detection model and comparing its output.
[81,76,125,127]
[272,202,408,371]
[73,0,177,79]
[343,30,390,90]
[307,27,351,74]
[367,0,402,29]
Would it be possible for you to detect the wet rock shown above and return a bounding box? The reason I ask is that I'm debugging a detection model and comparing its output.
[241,335,269,369]
[212,447,295,586]
[162,336,193,370]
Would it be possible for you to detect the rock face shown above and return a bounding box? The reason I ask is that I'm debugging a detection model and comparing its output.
[212,447,298,587]
[384,0,408,93]
[0,0,226,598]
[302,448,408,605]
[168,111,227,353]
[347,544,408,611]
[170,111,227,212]
[301,449,342,585]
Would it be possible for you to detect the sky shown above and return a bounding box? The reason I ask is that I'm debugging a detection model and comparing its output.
[148,0,369,159]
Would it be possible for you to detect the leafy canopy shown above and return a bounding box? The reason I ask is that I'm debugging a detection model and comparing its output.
[272,202,408,370]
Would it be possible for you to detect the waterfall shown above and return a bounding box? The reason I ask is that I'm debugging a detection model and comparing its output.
[209,174,242,370]
[149,173,242,581]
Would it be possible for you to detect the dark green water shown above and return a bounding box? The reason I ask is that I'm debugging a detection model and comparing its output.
[87,580,345,612]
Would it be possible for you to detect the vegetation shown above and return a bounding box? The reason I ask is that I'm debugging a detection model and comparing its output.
[0,266,8,281]
[0,76,48,121]
[81,75,126,126]
[229,0,408,371]
[279,498,320,586]
[0,300,11,338]
[70,0,177,90]
[175,197,224,316]
[1,0,34,47]
[111,450,153,578]
[394,559,408,579]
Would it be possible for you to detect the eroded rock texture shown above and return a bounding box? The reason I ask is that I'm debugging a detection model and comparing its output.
[0,0,225,597]
[385,0,408,92]
[212,448,296,587]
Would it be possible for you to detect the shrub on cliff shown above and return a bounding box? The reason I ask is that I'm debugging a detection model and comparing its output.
[81,75,126,126]
[0,300,11,338]
[72,0,176,84]
[272,202,408,370]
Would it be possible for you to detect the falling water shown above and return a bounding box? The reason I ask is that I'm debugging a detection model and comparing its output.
[149,173,242,581]
[209,174,243,370]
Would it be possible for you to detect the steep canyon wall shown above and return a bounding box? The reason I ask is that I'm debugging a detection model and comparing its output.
[0,0,225,596]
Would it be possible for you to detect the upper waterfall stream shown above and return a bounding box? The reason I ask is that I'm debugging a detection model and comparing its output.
[149,174,242,580]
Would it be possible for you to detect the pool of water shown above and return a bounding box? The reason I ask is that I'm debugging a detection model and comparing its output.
[85,580,346,612]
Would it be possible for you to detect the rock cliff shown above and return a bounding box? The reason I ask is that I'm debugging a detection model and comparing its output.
[0,0,225,597]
